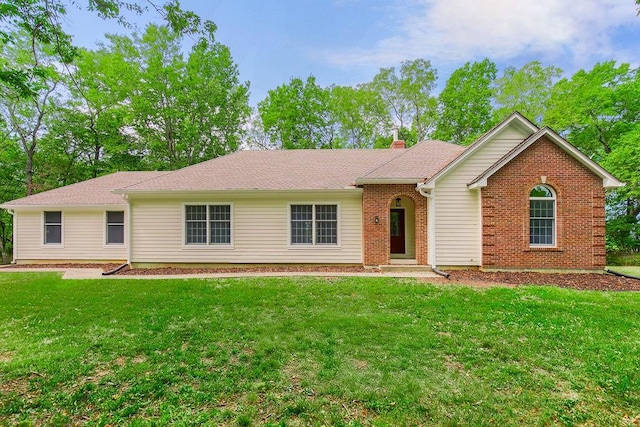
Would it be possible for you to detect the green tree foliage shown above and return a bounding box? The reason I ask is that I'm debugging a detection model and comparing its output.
[0,31,62,196]
[433,58,497,145]
[329,85,390,148]
[545,61,640,251]
[0,0,210,97]
[37,46,140,188]
[493,61,562,124]
[259,76,336,149]
[118,24,249,169]
[369,59,438,145]
[0,135,24,262]
[545,61,637,159]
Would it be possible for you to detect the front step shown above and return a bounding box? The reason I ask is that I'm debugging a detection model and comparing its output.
[378,264,434,273]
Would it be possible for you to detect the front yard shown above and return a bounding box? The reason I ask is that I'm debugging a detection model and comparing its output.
[0,273,639,426]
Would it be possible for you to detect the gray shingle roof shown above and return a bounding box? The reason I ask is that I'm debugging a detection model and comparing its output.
[1,141,468,207]
[1,171,167,207]
[119,141,465,193]
[358,140,466,182]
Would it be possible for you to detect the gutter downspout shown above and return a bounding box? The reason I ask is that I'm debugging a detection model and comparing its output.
[125,195,132,266]
[7,209,16,264]
[416,184,436,269]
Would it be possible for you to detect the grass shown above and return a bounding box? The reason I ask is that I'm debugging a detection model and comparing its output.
[0,273,639,426]
[607,251,640,266]
[607,266,640,277]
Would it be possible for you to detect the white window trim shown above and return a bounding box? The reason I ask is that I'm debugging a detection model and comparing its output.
[42,210,64,248]
[287,202,341,249]
[104,210,126,247]
[529,186,557,248]
[182,202,234,249]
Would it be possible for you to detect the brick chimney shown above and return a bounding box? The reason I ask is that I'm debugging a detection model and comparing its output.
[390,125,405,149]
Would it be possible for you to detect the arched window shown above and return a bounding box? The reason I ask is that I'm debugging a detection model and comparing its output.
[530,185,555,246]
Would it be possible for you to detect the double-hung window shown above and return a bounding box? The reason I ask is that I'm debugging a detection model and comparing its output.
[529,185,555,246]
[185,204,232,245]
[44,211,62,245]
[106,211,125,245]
[290,204,338,245]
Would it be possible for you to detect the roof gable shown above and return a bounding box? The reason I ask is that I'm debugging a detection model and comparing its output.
[419,112,539,190]
[468,127,624,189]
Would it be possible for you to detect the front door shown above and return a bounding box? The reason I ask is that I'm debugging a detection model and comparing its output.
[390,209,405,254]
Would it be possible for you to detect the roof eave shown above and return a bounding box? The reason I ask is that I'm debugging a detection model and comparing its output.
[604,178,625,189]
[117,187,364,195]
[353,178,424,185]
[465,127,625,190]
[1,203,128,210]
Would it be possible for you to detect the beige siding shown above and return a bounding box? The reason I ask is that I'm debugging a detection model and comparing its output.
[435,125,532,266]
[405,206,416,259]
[14,209,127,262]
[130,191,363,264]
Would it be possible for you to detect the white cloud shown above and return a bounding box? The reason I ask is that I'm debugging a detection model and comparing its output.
[324,0,638,68]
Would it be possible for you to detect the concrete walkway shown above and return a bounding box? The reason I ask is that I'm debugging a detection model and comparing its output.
[0,267,440,280]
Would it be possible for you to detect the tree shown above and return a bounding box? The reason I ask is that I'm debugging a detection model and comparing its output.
[433,58,497,145]
[545,61,637,159]
[244,112,275,150]
[329,85,390,148]
[0,135,24,263]
[369,59,438,145]
[107,24,250,169]
[0,31,62,195]
[493,61,562,124]
[545,61,640,251]
[0,0,207,97]
[258,76,336,149]
[37,46,141,188]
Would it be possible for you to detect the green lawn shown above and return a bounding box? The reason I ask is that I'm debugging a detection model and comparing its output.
[608,266,640,277]
[1,273,639,426]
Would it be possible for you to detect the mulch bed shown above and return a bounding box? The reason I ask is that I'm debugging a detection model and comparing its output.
[3,263,640,291]
[2,263,123,271]
[117,265,374,275]
[443,270,640,292]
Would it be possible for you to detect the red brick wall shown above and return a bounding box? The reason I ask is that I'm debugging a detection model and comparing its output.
[481,136,605,270]
[362,184,428,266]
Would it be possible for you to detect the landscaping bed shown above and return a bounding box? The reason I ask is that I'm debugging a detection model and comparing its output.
[444,270,640,291]
[4,263,640,291]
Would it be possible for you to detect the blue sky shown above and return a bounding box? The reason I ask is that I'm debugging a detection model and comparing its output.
[64,0,640,105]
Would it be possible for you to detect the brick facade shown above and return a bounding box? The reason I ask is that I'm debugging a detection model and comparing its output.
[362,184,428,266]
[481,136,605,270]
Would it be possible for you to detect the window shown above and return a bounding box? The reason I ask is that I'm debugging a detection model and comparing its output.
[530,185,555,246]
[290,204,338,245]
[209,205,231,244]
[315,205,337,244]
[106,211,125,245]
[291,205,312,244]
[44,211,62,245]
[185,204,232,245]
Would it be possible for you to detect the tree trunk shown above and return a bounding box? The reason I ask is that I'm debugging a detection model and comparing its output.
[0,220,8,264]
[25,148,35,196]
